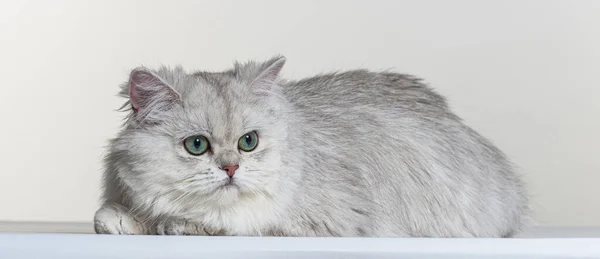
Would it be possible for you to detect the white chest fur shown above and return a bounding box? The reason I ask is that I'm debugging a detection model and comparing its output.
[199,193,285,235]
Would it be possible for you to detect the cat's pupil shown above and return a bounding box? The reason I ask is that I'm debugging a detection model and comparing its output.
[194,138,201,149]
[244,135,252,145]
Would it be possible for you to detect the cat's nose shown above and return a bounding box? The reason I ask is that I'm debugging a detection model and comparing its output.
[220,165,239,178]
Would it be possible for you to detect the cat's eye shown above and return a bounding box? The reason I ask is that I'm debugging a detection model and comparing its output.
[238,131,259,152]
[183,135,210,155]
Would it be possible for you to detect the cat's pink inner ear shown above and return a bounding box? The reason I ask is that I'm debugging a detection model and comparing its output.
[261,57,286,80]
[128,68,177,112]
[129,71,142,111]
[252,56,286,90]
[129,69,154,111]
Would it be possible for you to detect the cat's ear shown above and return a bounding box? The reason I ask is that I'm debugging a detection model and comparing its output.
[128,67,180,113]
[250,56,286,90]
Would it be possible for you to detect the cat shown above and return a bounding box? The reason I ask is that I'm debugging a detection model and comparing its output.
[94,56,529,237]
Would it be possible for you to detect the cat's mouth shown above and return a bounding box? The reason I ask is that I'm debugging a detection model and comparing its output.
[219,178,239,190]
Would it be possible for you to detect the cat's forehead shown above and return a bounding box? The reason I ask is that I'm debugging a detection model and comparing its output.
[182,71,247,101]
[177,73,254,140]
[193,70,235,88]
[182,73,250,110]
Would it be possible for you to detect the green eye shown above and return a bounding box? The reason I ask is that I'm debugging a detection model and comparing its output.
[183,135,210,155]
[238,131,259,152]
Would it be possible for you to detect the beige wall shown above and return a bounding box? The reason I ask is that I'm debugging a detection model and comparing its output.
[0,0,598,225]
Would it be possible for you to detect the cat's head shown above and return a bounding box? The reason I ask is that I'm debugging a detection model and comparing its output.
[107,56,300,216]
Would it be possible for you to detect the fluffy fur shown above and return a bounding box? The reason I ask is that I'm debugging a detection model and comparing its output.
[94,56,529,237]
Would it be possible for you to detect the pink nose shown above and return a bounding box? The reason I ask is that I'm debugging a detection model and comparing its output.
[221,165,239,177]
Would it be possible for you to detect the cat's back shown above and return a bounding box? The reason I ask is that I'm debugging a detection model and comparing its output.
[282,70,451,116]
[280,69,528,237]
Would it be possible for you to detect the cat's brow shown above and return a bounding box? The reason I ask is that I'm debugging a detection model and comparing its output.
[175,128,212,140]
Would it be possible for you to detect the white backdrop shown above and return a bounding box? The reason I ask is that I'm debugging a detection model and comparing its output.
[0,0,598,226]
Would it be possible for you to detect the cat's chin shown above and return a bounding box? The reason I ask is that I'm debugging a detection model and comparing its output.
[217,178,240,190]
[207,181,242,203]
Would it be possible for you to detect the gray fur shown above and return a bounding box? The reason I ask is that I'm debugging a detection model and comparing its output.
[95,56,529,237]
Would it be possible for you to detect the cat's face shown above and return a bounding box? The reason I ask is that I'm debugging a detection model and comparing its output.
[111,57,294,216]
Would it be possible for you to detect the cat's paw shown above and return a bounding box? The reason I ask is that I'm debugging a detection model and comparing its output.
[156,218,223,236]
[94,203,146,235]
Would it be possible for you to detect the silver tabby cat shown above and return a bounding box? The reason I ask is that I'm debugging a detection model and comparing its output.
[95,56,528,237]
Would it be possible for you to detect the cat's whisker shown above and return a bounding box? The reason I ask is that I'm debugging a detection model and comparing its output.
[171,188,196,205]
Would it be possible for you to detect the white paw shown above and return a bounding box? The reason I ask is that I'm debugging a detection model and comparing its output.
[156,218,220,236]
[94,203,145,235]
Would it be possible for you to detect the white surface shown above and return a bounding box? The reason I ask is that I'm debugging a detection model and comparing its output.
[1,225,600,258]
[1,233,599,259]
[0,0,599,225]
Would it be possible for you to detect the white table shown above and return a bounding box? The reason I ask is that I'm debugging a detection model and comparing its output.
[0,223,599,259]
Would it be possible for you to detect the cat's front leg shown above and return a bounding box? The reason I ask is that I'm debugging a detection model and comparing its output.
[94,202,147,235]
[155,218,225,236]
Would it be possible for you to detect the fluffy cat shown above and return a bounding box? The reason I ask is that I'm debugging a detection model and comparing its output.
[94,56,529,237]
